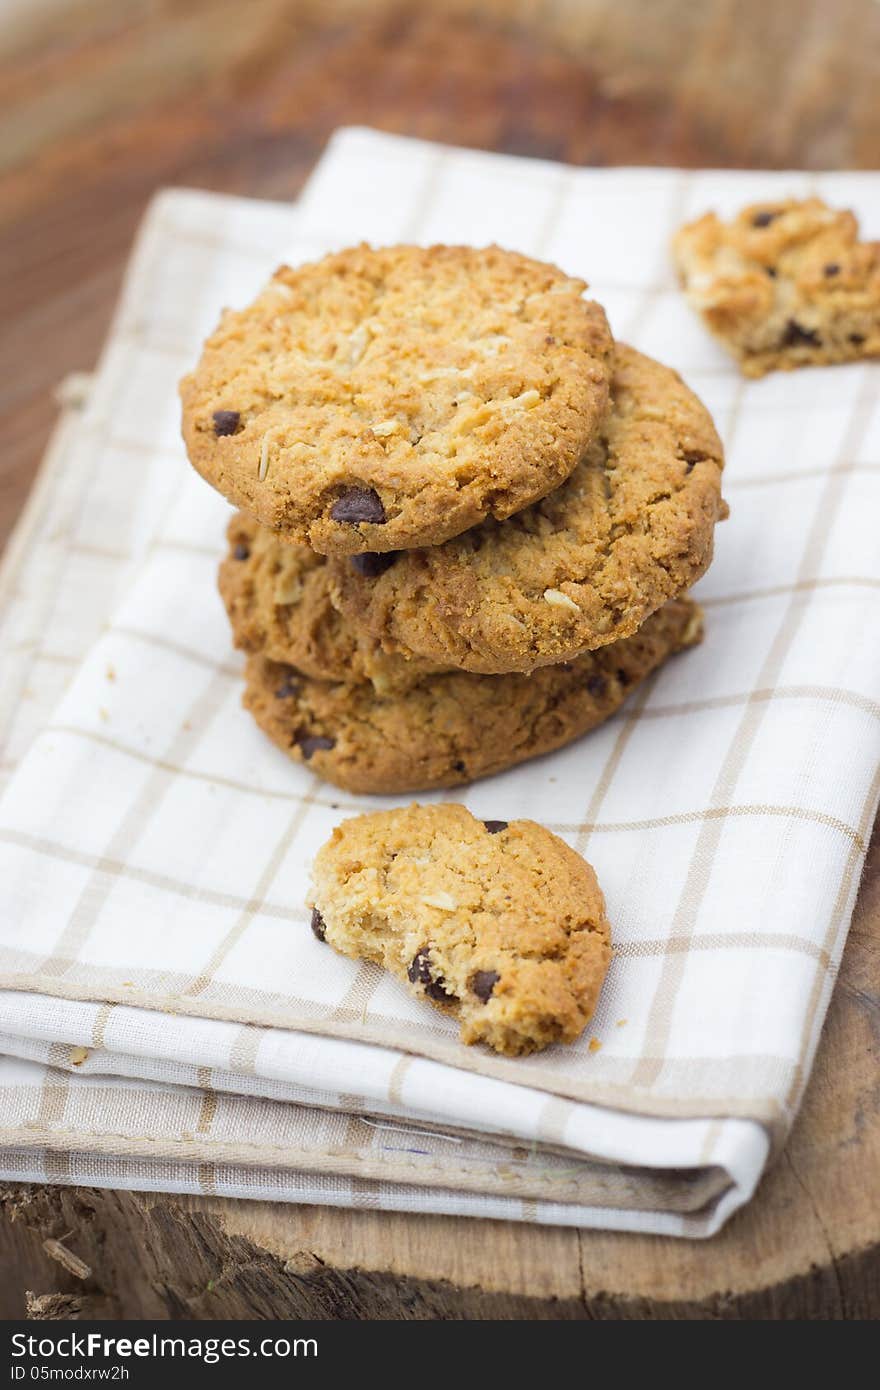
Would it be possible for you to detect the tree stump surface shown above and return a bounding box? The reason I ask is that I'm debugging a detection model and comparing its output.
[1,0,878,1319]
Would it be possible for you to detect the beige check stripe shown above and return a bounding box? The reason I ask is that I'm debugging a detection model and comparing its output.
[0,132,878,1236]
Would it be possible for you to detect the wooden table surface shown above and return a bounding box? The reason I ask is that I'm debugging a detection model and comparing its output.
[1,0,879,1319]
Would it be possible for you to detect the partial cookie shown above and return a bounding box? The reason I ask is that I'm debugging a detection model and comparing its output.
[672,198,880,377]
[330,344,724,674]
[219,511,445,693]
[181,244,614,554]
[242,597,702,794]
[309,803,611,1056]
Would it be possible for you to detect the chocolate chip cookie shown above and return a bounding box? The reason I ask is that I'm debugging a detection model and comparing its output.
[180,244,614,554]
[219,511,445,692]
[241,596,702,793]
[330,344,724,674]
[672,197,880,376]
[309,803,611,1055]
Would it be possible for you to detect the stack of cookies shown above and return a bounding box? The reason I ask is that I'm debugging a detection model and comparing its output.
[180,245,726,795]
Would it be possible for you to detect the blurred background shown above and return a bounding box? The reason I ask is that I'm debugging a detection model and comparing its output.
[2,0,878,553]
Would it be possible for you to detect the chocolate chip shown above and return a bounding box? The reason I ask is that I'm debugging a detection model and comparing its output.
[470,969,500,1002]
[483,820,508,834]
[275,676,300,699]
[330,488,386,525]
[452,760,466,775]
[407,947,454,1002]
[233,543,250,561]
[212,409,240,436]
[407,949,430,985]
[751,211,777,228]
[586,673,607,698]
[296,732,336,759]
[765,266,778,278]
[849,333,866,345]
[310,908,326,942]
[781,320,821,348]
[351,551,398,578]
[824,263,841,277]
[682,450,708,472]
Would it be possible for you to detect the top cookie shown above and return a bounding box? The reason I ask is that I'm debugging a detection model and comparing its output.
[180,244,614,554]
[672,198,880,377]
[309,804,611,1055]
[330,344,725,674]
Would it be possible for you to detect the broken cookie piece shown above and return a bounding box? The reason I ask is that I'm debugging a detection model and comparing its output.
[308,803,611,1056]
[672,197,880,376]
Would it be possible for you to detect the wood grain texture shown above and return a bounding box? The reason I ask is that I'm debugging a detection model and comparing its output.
[1,0,879,1319]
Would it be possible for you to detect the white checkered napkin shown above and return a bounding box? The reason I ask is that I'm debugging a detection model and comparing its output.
[0,1048,757,1235]
[0,160,763,1239]
[0,188,320,795]
[0,131,879,1237]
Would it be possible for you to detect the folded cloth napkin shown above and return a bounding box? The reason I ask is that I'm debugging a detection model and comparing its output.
[1,129,878,1237]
